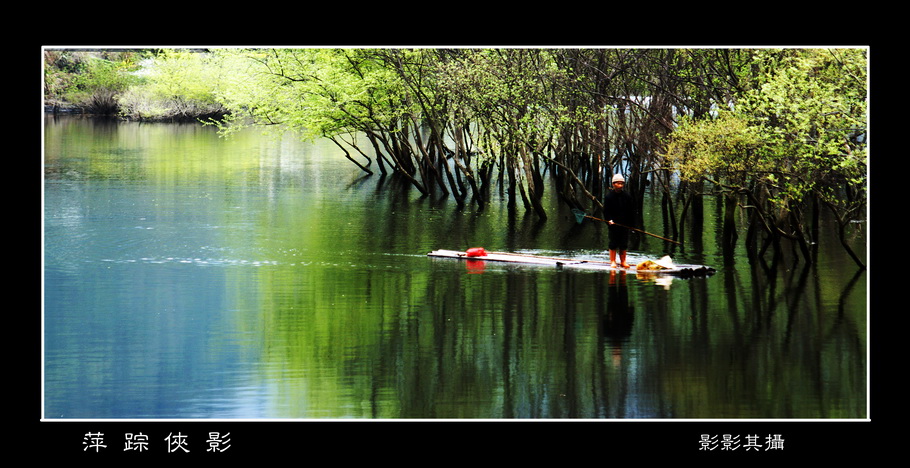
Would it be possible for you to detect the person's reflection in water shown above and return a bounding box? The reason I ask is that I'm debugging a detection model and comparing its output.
[603,270,634,368]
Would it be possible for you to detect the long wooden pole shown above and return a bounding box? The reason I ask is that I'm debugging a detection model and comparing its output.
[583,214,682,245]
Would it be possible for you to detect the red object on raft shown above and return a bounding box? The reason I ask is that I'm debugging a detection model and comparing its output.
[465,247,488,257]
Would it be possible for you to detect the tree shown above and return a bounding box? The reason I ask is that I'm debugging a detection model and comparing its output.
[44,50,143,115]
[663,48,867,268]
[117,49,228,121]
[213,48,441,188]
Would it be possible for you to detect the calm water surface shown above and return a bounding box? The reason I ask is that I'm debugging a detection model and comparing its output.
[43,116,867,420]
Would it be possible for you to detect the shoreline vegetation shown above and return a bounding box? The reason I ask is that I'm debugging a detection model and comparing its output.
[43,47,868,269]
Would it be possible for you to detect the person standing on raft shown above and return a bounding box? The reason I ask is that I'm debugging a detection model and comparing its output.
[604,173,636,268]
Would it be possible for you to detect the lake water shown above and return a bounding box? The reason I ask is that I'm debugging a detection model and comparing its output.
[42,115,867,421]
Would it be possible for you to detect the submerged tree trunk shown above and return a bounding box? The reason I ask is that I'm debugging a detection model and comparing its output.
[329,137,373,175]
[722,191,738,252]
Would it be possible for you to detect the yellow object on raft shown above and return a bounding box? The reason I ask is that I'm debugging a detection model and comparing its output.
[636,255,677,271]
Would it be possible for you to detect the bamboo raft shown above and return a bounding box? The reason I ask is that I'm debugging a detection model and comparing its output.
[427,249,716,277]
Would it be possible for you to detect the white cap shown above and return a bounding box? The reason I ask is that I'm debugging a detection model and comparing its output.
[612,173,625,183]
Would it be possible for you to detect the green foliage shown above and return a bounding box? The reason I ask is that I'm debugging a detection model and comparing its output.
[438,49,575,145]
[665,49,866,196]
[44,50,143,114]
[741,49,867,206]
[212,48,407,139]
[70,56,136,92]
[662,48,867,264]
[117,50,228,121]
[664,110,767,184]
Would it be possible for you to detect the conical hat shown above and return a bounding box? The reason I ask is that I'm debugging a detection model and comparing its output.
[654,255,676,269]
